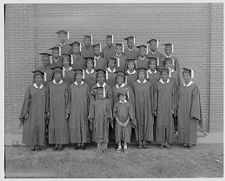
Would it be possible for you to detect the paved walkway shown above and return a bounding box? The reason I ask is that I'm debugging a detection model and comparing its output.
[197,131,223,144]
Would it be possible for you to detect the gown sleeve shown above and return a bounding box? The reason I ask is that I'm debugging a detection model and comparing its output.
[65,84,70,115]
[191,86,203,128]
[19,86,31,124]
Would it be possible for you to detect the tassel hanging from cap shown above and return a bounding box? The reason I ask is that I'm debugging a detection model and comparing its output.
[83,69,85,79]
[63,67,65,77]
[91,35,93,44]
[50,56,53,64]
[127,91,129,99]
[94,58,96,67]
[100,43,102,52]
[71,55,74,65]
[146,45,149,55]
[172,58,174,66]
[44,72,47,82]
[106,70,109,80]
[103,86,106,98]
[125,76,127,84]
[122,43,124,52]
[168,68,171,78]
[59,46,61,56]
[67,32,70,40]
[171,43,174,53]
[146,70,149,79]
[156,39,159,49]
[156,57,159,66]
[191,69,194,78]
[117,57,120,67]
[133,36,136,44]
[79,42,81,52]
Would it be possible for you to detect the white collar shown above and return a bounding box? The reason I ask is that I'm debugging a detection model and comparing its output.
[74,81,84,85]
[86,69,95,74]
[94,55,101,60]
[107,67,116,73]
[159,78,170,84]
[97,82,106,87]
[168,67,174,73]
[147,69,157,74]
[119,100,128,103]
[53,57,59,61]
[128,47,134,51]
[137,79,147,83]
[64,66,72,71]
[116,53,121,57]
[116,83,126,89]
[33,83,43,89]
[183,81,194,87]
[60,42,65,47]
[139,56,146,60]
[126,69,136,75]
[149,49,158,55]
[166,54,172,58]
[53,79,63,84]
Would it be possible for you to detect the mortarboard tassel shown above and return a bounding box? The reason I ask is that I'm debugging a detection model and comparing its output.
[79,42,81,52]
[191,69,194,78]
[50,56,53,64]
[156,57,159,66]
[125,76,127,84]
[94,58,96,67]
[146,45,149,55]
[133,36,136,45]
[59,46,61,56]
[103,86,106,98]
[112,34,114,44]
[106,70,109,80]
[156,39,159,49]
[147,70,149,79]
[67,31,70,40]
[71,55,74,65]
[63,67,65,77]
[100,43,102,52]
[117,57,120,67]
[83,69,85,79]
[122,43,124,52]
[91,35,93,45]
[171,43,174,53]
[172,58,174,66]
[44,72,47,82]
[169,68,171,78]
[127,91,129,99]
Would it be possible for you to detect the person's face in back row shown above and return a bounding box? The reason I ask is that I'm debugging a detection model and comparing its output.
[84,37,91,47]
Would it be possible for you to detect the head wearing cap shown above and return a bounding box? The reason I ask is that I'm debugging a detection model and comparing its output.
[56,29,69,39]
[126,58,137,69]
[124,35,135,44]
[157,67,170,76]
[117,89,128,98]
[147,38,159,48]
[106,34,114,43]
[83,35,93,44]
[163,42,174,53]
[182,68,195,78]
[69,41,81,52]
[148,56,159,66]
[92,43,102,52]
[115,42,124,52]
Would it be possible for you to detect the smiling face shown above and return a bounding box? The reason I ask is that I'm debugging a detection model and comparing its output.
[94,46,101,56]
[116,45,122,55]
[139,47,146,57]
[149,40,157,52]
[116,76,124,85]
[34,74,43,85]
[165,46,172,56]
[72,44,80,54]
[84,37,91,47]
[54,71,62,82]
[128,62,135,71]
[161,71,169,81]
[86,60,93,70]
[138,71,145,80]
[97,73,105,84]
[127,38,134,49]
[183,72,191,83]
[75,73,83,82]
[149,60,156,71]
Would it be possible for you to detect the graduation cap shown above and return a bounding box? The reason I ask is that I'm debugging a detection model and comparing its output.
[51,64,63,73]
[136,66,147,73]
[136,44,148,54]
[163,42,174,53]
[115,42,124,52]
[95,67,106,75]
[92,43,102,52]
[157,67,170,77]
[124,35,136,44]
[31,69,44,76]
[82,35,93,44]
[56,29,69,39]
[49,46,60,51]
[69,41,82,52]
[116,69,126,78]
[126,58,137,69]
[117,89,128,98]
[148,57,159,66]
[106,34,114,43]
[39,52,52,57]
[182,68,195,78]
[147,38,159,48]
[72,68,85,79]
[108,56,117,64]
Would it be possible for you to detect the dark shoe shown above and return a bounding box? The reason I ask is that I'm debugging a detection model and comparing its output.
[80,145,86,150]
[57,145,63,151]
[74,144,81,150]
[160,143,165,149]
[30,146,36,151]
[52,144,58,151]
[164,142,170,149]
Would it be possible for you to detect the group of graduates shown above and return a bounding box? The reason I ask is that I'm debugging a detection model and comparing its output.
[19,29,203,153]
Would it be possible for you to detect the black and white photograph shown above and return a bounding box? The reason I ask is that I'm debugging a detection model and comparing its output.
[3,0,224,179]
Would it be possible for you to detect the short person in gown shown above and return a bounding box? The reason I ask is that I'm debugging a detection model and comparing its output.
[177,68,202,149]
[19,69,47,151]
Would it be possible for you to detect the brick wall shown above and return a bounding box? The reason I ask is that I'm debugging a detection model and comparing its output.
[209,4,223,131]
[5,3,223,144]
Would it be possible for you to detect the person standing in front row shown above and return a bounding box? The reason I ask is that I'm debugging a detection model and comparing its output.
[19,69,47,151]
[154,68,177,149]
[177,68,202,149]
[68,69,90,150]
[88,87,113,153]
[113,89,137,153]
[133,67,154,149]
[124,35,139,59]
[47,65,70,151]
